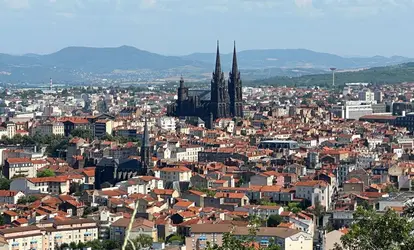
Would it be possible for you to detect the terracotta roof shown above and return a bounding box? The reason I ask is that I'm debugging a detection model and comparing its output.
[27,176,69,183]
[0,190,21,197]
[6,158,31,164]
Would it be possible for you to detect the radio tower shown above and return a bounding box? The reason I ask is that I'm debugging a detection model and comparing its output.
[330,68,337,86]
[50,78,53,91]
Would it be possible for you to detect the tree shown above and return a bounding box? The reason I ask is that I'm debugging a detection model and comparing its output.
[70,128,93,140]
[17,195,38,204]
[301,99,309,105]
[166,234,184,244]
[125,234,153,250]
[310,200,325,228]
[334,207,414,250]
[285,202,301,214]
[69,242,77,249]
[0,178,11,190]
[384,184,398,193]
[37,169,55,178]
[267,214,282,227]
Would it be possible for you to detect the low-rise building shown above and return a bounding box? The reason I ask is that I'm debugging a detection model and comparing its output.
[186,224,313,250]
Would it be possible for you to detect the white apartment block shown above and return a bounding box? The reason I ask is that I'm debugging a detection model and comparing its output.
[174,146,204,162]
[157,116,176,132]
[295,180,330,210]
[0,219,98,250]
[155,167,192,182]
[116,176,164,195]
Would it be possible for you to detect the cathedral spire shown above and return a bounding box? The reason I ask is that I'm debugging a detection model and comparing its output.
[142,117,150,148]
[232,41,238,75]
[215,40,222,75]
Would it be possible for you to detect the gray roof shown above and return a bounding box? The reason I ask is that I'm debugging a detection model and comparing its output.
[188,89,211,101]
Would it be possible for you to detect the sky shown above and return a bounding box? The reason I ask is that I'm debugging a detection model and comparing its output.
[1,0,414,57]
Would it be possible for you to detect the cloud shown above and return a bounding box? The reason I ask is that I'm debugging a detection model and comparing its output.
[3,0,30,9]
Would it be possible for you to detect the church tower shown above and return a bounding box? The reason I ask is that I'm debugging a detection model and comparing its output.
[228,41,243,118]
[141,117,151,174]
[210,41,230,120]
[177,76,188,116]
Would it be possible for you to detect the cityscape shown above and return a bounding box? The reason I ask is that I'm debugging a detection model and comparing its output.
[3,1,414,250]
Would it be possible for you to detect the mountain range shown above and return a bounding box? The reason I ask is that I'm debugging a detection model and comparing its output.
[0,45,413,85]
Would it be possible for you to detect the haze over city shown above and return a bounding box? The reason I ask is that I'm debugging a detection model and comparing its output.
[1,0,414,56]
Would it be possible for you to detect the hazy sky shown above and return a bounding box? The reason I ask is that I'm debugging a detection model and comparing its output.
[1,0,414,57]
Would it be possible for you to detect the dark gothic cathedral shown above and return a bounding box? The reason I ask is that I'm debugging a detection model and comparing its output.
[167,41,243,128]
[94,118,152,189]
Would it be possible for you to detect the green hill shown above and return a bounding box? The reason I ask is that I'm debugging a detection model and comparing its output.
[252,62,414,88]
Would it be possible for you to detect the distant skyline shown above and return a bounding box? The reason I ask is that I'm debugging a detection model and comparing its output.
[1,0,414,57]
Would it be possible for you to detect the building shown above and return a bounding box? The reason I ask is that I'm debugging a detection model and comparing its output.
[374,90,383,102]
[94,119,152,189]
[26,176,71,195]
[167,41,243,128]
[174,146,204,162]
[186,224,313,250]
[358,89,375,103]
[331,101,373,120]
[0,218,98,250]
[155,166,192,183]
[62,118,91,136]
[395,113,414,131]
[110,218,157,242]
[392,102,414,116]
[3,158,35,179]
[295,180,330,209]
[33,121,64,136]
[94,119,113,138]
[157,116,176,132]
[0,226,43,250]
[0,190,25,204]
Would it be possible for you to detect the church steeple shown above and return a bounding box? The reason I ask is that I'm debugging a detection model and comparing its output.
[214,40,222,76]
[141,116,151,175]
[142,117,150,147]
[228,40,243,118]
[232,41,238,75]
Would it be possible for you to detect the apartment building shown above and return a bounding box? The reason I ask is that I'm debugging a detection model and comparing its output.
[0,226,43,250]
[186,224,313,250]
[157,116,176,132]
[3,158,35,179]
[155,166,192,182]
[94,119,113,138]
[26,176,70,195]
[0,218,98,250]
[174,146,204,162]
[33,121,64,136]
[62,118,91,136]
[295,180,330,209]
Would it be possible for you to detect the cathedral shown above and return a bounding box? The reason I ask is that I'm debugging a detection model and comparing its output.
[167,41,243,128]
[94,118,152,189]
